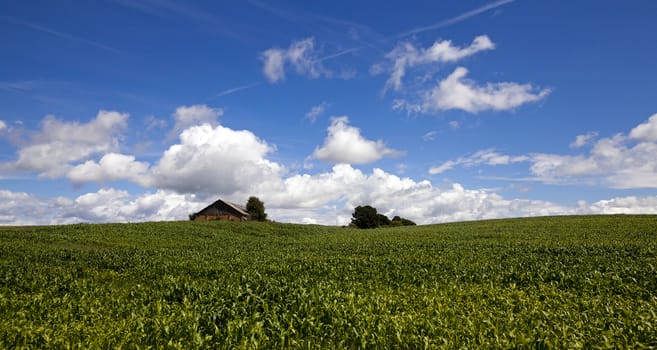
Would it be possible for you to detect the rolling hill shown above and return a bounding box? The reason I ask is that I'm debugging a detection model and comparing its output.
[1,215,656,348]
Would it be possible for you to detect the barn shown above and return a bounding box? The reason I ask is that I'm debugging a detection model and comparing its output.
[192,199,250,222]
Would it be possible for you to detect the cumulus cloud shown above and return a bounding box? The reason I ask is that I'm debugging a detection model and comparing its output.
[3,171,657,226]
[150,123,284,195]
[629,113,657,142]
[67,153,150,185]
[0,190,43,224]
[260,37,331,83]
[529,113,657,189]
[0,120,6,131]
[381,35,550,115]
[312,117,402,164]
[2,110,128,178]
[529,130,657,188]
[421,67,551,113]
[441,114,657,189]
[4,106,657,227]
[169,104,222,138]
[216,164,576,225]
[305,101,329,122]
[430,149,528,175]
[381,35,495,92]
[61,188,202,223]
[583,195,657,214]
[0,188,206,225]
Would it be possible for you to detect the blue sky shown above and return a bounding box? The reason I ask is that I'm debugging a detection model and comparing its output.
[1,0,656,225]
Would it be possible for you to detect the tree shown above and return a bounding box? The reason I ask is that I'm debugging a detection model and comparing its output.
[351,205,381,229]
[391,215,416,226]
[377,214,391,226]
[246,196,267,221]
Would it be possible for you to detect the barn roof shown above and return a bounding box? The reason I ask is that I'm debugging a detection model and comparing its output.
[222,200,249,217]
[195,199,250,217]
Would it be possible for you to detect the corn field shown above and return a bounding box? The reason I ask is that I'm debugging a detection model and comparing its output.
[1,215,656,348]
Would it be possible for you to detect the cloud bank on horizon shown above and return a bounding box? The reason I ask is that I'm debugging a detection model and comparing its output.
[1,105,657,226]
[1,0,656,225]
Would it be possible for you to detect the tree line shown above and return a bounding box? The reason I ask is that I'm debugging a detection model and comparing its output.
[350,205,416,229]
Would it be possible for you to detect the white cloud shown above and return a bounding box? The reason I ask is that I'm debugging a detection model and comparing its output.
[169,104,222,137]
[430,149,528,174]
[244,162,657,223]
[287,38,322,76]
[150,123,284,195]
[312,116,402,164]
[391,99,422,114]
[62,188,202,223]
[0,190,39,224]
[422,67,551,113]
[305,102,329,122]
[4,105,657,227]
[0,108,551,226]
[629,113,657,142]
[426,114,657,189]
[570,131,598,148]
[382,35,550,116]
[242,163,577,225]
[67,153,150,185]
[17,188,201,225]
[583,195,657,215]
[369,63,385,76]
[260,37,331,83]
[381,35,495,92]
[429,113,657,189]
[0,187,211,225]
[528,123,657,188]
[4,110,128,178]
[529,153,599,179]
[3,182,657,226]
[422,130,438,141]
[429,160,456,175]
[0,120,6,131]
[261,48,287,83]
[145,115,167,130]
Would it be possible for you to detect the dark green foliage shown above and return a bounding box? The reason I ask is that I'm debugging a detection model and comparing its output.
[1,215,657,348]
[351,205,380,228]
[352,207,414,229]
[246,196,267,221]
[391,215,416,226]
[377,213,391,226]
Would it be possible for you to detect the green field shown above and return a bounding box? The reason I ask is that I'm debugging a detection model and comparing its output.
[1,215,656,348]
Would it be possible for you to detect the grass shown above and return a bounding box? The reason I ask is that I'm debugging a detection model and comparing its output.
[1,215,656,348]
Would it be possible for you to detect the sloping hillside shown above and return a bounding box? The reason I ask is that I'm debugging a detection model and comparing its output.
[1,215,656,348]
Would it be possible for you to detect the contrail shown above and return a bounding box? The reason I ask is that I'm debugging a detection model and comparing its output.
[216,83,260,97]
[395,0,515,39]
[0,15,122,54]
[318,0,516,62]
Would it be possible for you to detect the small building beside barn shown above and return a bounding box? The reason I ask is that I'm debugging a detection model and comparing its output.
[191,199,249,222]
